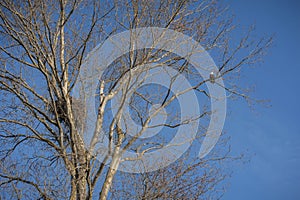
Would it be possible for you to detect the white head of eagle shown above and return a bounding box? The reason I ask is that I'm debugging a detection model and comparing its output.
[209,71,215,84]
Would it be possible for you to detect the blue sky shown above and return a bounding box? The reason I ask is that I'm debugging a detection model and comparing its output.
[222,0,300,199]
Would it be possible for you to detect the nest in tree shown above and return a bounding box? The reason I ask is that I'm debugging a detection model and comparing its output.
[48,97,86,132]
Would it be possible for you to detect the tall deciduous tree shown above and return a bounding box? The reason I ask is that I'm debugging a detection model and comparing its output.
[0,0,271,199]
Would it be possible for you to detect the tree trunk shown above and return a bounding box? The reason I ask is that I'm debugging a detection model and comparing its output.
[99,148,121,200]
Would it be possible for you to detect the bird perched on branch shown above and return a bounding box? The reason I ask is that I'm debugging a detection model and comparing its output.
[209,71,215,84]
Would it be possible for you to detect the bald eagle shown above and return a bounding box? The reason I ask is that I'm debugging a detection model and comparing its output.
[209,72,215,84]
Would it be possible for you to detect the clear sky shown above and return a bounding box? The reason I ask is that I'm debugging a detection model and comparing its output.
[222,0,300,199]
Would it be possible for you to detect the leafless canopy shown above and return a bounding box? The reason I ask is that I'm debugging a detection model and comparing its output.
[0,0,271,199]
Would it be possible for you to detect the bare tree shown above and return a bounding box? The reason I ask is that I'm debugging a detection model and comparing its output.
[0,0,271,199]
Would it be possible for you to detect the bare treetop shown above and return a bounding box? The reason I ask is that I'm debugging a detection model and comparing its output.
[0,0,271,199]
